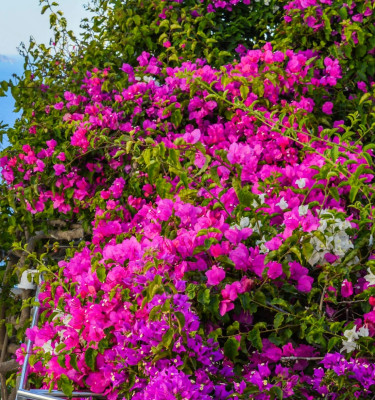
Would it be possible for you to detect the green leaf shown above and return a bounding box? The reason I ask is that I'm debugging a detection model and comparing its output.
[5,323,13,337]
[196,229,209,237]
[180,172,189,189]
[290,246,303,263]
[186,284,198,300]
[197,289,210,305]
[253,291,266,305]
[248,328,262,351]
[168,148,181,168]
[240,85,249,100]
[210,166,222,188]
[327,336,342,352]
[49,13,57,27]
[349,185,359,203]
[148,161,160,182]
[55,342,66,353]
[360,92,371,105]
[96,265,106,283]
[322,13,332,33]
[339,7,348,19]
[357,29,365,45]
[114,149,126,158]
[143,148,151,165]
[41,5,49,14]
[1,80,9,92]
[329,187,340,202]
[169,54,179,63]
[331,145,339,162]
[302,242,314,260]
[149,305,161,321]
[156,177,172,198]
[363,143,375,152]
[175,312,186,333]
[133,15,141,26]
[227,321,240,335]
[239,292,255,312]
[274,313,284,330]
[171,109,183,128]
[270,386,283,400]
[85,348,97,371]
[355,44,367,58]
[70,353,79,371]
[59,374,73,397]
[224,337,239,361]
[313,230,326,246]
[237,188,253,208]
[58,354,66,368]
[161,328,174,348]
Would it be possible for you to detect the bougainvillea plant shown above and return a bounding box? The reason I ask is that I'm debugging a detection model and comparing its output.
[0,0,375,399]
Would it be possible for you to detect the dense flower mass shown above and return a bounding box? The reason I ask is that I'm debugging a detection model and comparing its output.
[1,0,375,399]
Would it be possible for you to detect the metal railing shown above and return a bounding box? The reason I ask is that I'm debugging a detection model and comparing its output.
[16,285,104,400]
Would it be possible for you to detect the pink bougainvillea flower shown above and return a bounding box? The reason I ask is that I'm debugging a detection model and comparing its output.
[341,279,353,298]
[322,101,333,115]
[267,261,283,279]
[324,253,339,263]
[33,159,45,173]
[53,164,66,176]
[53,101,64,110]
[183,128,201,144]
[265,237,282,251]
[222,281,245,301]
[206,265,226,286]
[297,275,314,292]
[357,81,367,92]
[219,299,234,316]
[86,372,110,393]
[46,139,57,149]
[56,152,66,161]
[229,243,250,271]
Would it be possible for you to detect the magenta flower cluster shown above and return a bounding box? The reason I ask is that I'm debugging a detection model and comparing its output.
[3,2,375,397]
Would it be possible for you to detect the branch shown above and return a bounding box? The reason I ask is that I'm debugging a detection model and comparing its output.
[8,375,20,400]
[15,290,33,330]
[16,225,86,269]
[17,233,47,269]
[49,226,85,241]
[281,356,324,361]
[0,260,17,346]
[7,344,20,355]
[0,373,7,400]
[0,360,19,374]
[1,333,8,362]
[48,219,67,227]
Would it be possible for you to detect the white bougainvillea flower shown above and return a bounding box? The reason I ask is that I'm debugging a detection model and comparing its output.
[41,340,54,355]
[298,205,309,216]
[239,217,250,229]
[341,340,357,353]
[296,178,306,188]
[232,216,250,230]
[358,326,370,338]
[340,325,369,353]
[364,268,375,286]
[343,326,359,342]
[276,197,288,210]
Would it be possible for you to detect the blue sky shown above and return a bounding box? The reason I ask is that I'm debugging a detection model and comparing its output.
[0,1,89,148]
[0,1,88,55]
